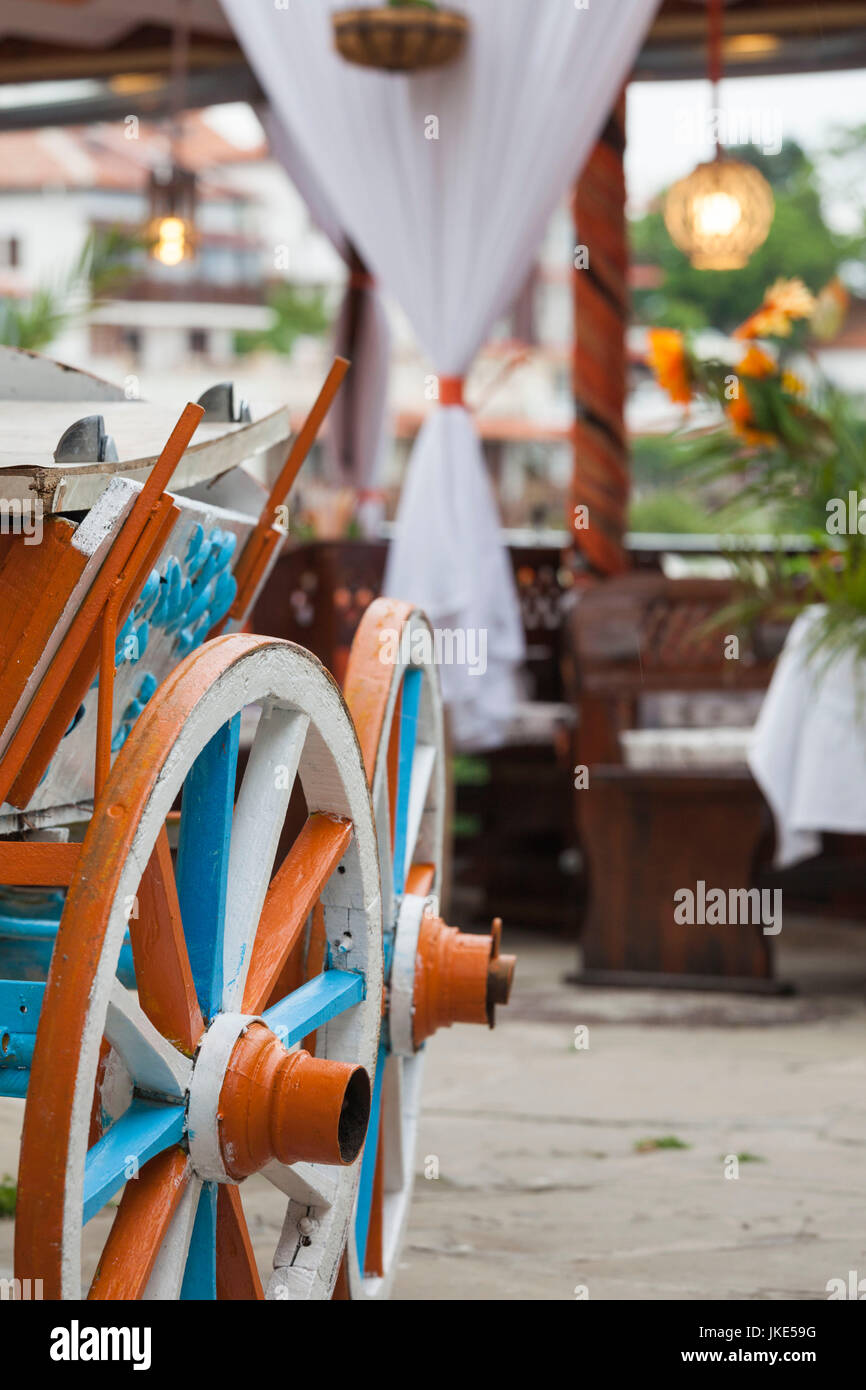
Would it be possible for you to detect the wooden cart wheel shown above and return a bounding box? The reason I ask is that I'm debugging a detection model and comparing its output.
[340,599,516,1299]
[15,634,382,1300]
[340,599,446,1298]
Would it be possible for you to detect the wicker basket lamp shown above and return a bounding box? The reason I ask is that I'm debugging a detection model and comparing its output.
[664,0,774,270]
[333,4,469,73]
[664,157,775,271]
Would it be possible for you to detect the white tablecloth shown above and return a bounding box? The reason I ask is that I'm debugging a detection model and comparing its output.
[748,606,866,866]
[622,727,752,771]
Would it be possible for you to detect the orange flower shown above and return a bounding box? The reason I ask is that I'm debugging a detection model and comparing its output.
[737,344,777,379]
[726,348,777,445]
[735,278,817,340]
[647,328,692,404]
[726,404,776,448]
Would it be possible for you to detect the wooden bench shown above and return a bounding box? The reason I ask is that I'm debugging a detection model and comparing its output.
[563,573,788,991]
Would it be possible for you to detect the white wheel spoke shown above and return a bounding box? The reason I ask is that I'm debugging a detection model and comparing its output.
[142,1177,202,1301]
[271,1195,344,1292]
[261,1159,337,1209]
[223,707,310,1011]
[105,980,191,1099]
[403,743,436,878]
[375,779,395,930]
[380,1056,406,1196]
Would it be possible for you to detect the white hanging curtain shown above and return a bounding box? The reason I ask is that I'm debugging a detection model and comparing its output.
[263,107,390,527]
[223,0,660,747]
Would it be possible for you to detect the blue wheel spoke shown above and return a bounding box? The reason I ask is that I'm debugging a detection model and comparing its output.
[262,969,364,1049]
[0,1072,28,1098]
[181,1181,217,1300]
[0,981,43,1081]
[175,713,240,1019]
[355,1042,387,1273]
[392,668,422,897]
[83,1099,185,1223]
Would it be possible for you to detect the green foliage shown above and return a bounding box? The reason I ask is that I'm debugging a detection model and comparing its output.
[0,227,136,351]
[628,431,781,534]
[635,1135,691,1153]
[453,812,482,838]
[669,371,866,666]
[631,140,862,333]
[682,382,865,536]
[0,1174,15,1218]
[628,488,716,534]
[235,283,329,357]
[452,755,491,786]
[630,433,682,489]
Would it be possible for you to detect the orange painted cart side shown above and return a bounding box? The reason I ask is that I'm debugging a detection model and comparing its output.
[3,362,387,1300]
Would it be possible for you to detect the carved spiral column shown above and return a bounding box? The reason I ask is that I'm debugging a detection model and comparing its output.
[570,92,630,576]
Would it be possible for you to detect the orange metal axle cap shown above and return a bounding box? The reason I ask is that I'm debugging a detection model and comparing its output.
[218,1023,370,1180]
[412,915,516,1049]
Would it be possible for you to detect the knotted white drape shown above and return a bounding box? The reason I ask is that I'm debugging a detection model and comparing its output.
[223,0,660,746]
[263,107,390,527]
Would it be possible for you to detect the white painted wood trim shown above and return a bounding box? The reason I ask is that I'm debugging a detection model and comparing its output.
[142,1175,202,1302]
[0,400,290,512]
[104,980,192,1100]
[222,708,310,1011]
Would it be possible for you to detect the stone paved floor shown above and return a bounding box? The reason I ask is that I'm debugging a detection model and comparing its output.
[2,914,864,1299]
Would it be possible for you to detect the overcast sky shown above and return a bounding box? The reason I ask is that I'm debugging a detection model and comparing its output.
[626,68,866,227]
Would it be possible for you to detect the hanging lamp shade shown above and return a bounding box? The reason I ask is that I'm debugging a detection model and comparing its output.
[664,156,774,271]
[332,5,469,72]
[663,0,774,271]
[146,165,197,267]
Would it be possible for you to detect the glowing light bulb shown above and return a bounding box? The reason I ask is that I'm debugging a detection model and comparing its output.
[693,191,743,238]
[152,216,190,267]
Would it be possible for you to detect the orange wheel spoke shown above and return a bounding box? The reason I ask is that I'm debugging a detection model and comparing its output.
[405,862,436,897]
[216,1185,264,1300]
[88,1149,190,1300]
[301,901,328,1054]
[133,828,205,1055]
[242,814,353,1016]
[88,1038,112,1147]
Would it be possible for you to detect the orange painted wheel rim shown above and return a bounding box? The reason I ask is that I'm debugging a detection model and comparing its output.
[15,633,382,1300]
[340,597,516,1299]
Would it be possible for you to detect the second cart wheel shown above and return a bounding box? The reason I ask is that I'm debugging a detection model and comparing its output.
[341,599,446,1298]
[15,634,382,1300]
[341,599,517,1299]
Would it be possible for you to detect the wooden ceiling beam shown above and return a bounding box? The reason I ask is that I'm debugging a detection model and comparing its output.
[651,3,866,42]
[0,35,241,85]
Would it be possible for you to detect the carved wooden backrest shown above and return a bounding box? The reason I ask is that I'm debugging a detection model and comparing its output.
[564,574,784,765]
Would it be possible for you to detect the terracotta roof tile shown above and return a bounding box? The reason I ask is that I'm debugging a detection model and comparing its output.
[0,110,265,194]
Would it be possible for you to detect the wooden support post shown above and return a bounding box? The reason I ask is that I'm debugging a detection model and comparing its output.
[571,92,630,576]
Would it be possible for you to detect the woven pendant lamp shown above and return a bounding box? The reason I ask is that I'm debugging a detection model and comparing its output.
[333,2,469,73]
[664,0,774,270]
